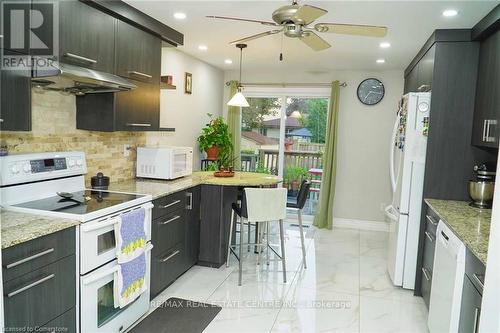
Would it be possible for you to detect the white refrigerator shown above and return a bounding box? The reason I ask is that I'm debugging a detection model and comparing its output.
[386,92,431,290]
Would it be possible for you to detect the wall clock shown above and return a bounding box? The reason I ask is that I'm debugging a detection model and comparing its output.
[357,78,385,105]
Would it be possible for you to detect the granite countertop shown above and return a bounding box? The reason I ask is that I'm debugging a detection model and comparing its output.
[425,199,491,264]
[1,209,80,249]
[108,171,282,199]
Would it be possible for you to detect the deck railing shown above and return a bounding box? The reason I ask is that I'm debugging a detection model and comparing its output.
[241,149,323,175]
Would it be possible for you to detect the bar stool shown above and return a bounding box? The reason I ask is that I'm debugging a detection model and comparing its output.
[286,179,311,269]
[227,188,288,286]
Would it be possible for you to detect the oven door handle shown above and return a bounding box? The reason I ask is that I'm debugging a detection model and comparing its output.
[82,243,153,286]
[80,203,154,232]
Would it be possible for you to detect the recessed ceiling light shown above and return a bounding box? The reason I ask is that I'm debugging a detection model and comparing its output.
[442,9,458,17]
[224,59,233,64]
[198,45,208,51]
[376,59,386,64]
[173,12,186,20]
[380,42,391,48]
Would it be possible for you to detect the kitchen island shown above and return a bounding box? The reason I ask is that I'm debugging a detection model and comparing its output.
[110,171,282,269]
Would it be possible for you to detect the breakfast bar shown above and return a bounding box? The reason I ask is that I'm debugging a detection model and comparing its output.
[109,171,282,267]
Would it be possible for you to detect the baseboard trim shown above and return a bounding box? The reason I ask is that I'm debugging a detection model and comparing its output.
[334,218,389,232]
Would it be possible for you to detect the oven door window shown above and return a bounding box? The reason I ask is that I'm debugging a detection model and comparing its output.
[173,153,187,173]
[98,230,116,255]
[97,280,133,327]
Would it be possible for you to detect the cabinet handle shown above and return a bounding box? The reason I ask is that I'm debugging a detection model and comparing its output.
[473,273,484,291]
[159,199,181,209]
[63,53,97,64]
[421,267,431,281]
[158,215,180,225]
[5,248,55,269]
[426,215,438,227]
[7,274,55,298]
[485,119,497,143]
[159,250,180,263]
[425,231,434,243]
[127,71,152,79]
[483,120,488,142]
[187,192,193,210]
[126,123,152,127]
[473,307,481,333]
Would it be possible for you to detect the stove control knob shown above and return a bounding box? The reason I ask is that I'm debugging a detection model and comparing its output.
[76,159,83,166]
[68,159,76,168]
[10,165,19,174]
[23,164,31,173]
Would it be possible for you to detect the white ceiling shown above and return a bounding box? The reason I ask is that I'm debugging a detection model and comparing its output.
[125,1,498,72]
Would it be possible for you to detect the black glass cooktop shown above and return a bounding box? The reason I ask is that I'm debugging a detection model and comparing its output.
[13,190,145,215]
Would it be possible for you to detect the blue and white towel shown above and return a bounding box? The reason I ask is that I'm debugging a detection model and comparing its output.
[115,207,147,263]
[114,250,148,308]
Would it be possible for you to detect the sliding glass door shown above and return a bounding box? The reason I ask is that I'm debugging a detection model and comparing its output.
[239,87,329,218]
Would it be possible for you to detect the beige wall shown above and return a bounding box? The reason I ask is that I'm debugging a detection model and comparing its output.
[224,69,404,222]
[0,49,224,185]
[150,48,224,167]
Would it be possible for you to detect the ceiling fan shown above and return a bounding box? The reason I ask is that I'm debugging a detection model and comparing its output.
[207,0,388,51]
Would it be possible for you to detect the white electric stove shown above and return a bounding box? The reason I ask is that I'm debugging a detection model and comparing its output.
[0,152,153,333]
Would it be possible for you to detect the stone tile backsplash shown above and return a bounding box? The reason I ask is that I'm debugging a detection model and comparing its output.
[0,91,167,186]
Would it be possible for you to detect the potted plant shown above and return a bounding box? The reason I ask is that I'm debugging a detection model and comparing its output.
[285,166,307,193]
[284,138,294,151]
[198,113,232,160]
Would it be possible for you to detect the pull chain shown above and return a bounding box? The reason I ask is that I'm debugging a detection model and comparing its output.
[279,33,284,61]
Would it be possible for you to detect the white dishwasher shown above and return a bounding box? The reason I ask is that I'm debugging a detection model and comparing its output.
[428,220,466,333]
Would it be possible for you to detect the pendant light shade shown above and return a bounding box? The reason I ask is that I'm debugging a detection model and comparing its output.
[227,43,249,108]
[227,90,249,107]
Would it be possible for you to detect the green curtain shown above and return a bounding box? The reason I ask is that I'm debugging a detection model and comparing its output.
[226,81,241,170]
[313,81,340,230]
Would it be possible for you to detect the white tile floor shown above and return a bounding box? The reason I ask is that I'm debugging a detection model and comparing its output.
[151,222,429,333]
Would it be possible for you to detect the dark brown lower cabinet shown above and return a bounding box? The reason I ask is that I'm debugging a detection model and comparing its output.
[150,187,201,300]
[3,255,76,330]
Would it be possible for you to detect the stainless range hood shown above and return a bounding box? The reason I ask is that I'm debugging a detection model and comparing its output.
[32,61,137,95]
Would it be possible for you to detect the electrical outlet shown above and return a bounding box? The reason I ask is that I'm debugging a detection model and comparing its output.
[380,203,387,212]
[123,144,132,157]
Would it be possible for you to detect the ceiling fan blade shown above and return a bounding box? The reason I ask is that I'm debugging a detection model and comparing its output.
[229,30,283,45]
[299,31,331,51]
[315,23,388,37]
[206,16,278,26]
[293,5,328,25]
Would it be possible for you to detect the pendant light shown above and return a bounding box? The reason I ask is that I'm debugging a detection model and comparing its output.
[227,43,249,107]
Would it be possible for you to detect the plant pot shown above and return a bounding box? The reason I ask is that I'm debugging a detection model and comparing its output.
[291,180,299,191]
[284,142,293,152]
[206,146,219,160]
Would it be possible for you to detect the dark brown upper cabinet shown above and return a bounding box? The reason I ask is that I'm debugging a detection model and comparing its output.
[0,53,32,132]
[403,45,435,93]
[472,30,500,148]
[115,20,161,84]
[76,18,161,131]
[58,0,116,73]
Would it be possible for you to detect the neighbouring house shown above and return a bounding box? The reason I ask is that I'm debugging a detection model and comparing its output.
[241,131,279,153]
[288,128,312,141]
[257,116,303,139]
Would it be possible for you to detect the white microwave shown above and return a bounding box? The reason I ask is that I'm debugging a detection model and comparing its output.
[136,147,193,180]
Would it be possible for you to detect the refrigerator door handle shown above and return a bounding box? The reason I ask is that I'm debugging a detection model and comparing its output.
[390,115,400,193]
